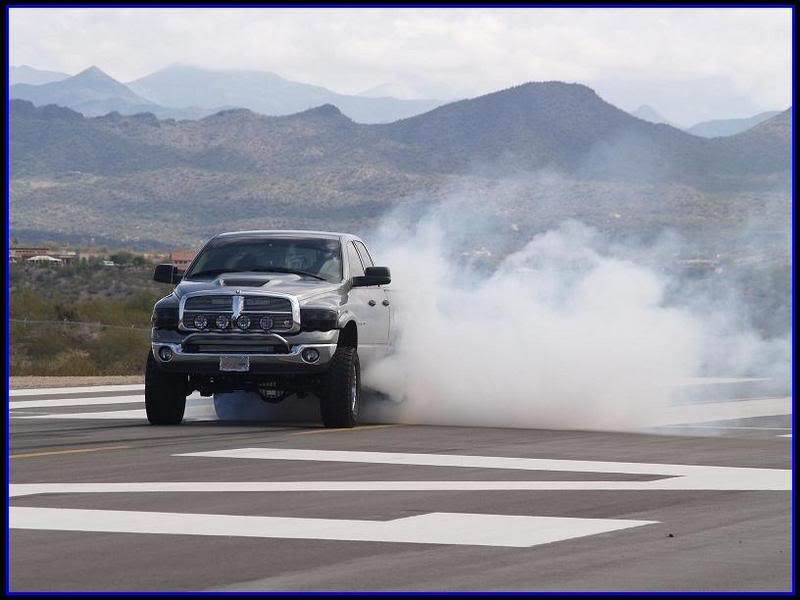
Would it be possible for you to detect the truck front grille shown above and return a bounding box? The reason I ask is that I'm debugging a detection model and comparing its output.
[182,334,291,354]
[180,294,295,332]
[243,296,292,312]
[184,296,233,311]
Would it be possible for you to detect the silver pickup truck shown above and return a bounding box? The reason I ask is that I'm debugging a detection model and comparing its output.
[147,230,392,428]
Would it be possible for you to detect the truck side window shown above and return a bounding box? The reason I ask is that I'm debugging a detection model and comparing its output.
[347,242,365,278]
[354,241,374,268]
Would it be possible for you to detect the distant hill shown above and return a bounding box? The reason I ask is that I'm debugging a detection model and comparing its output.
[10,66,161,117]
[380,82,787,187]
[127,65,443,124]
[707,109,792,175]
[687,110,783,138]
[11,65,71,86]
[631,104,674,125]
[9,82,790,247]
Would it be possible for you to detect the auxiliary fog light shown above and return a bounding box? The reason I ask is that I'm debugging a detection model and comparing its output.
[301,348,320,363]
[193,314,208,329]
[215,315,230,329]
[158,346,174,362]
[237,314,252,330]
[259,316,274,330]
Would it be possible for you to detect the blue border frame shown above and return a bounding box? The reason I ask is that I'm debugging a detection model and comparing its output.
[4,3,795,596]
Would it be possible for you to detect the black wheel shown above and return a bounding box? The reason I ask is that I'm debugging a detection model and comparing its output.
[320,346,360,428]
[145,350,187,425]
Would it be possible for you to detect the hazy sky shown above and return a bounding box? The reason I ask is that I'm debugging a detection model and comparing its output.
[9,7,792,125]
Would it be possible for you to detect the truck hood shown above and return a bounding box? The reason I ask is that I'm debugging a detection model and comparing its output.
[174,272,343,303]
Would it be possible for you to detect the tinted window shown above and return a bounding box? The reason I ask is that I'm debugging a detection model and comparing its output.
[346,242,365,278]
[185,237,343,283]
[354,241,374,268]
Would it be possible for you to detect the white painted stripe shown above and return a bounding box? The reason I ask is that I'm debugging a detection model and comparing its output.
[9,507,655,548]
[176,447,784,477]
[654,397,791,426]
[5,478,788,496]
[672,377,770,386]
[9,395,144,409]
[779,434,792,438]
[9,392,203,410]
[14,408,217,421]
[660,425,791,431]
[10,384,144,397]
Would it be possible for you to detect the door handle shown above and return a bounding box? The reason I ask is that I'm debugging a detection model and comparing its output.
[382,299,390,306]
[368,300,376,306]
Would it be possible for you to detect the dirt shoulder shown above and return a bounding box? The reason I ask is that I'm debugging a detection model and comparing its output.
[10,375,144,389]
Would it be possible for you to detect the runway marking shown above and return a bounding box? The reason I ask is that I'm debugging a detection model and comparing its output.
[653,397,791,426]
[10,445,131,459]
[9,507,656,548]
[174,448,791,491]
[15,394,788,430]
[12,393,214,421]
[659,425,791,431]
[12,408,218,421]
[10,384,144,397]
[671,377,770,386]
[9,395,144,409]
[290,424,405,435]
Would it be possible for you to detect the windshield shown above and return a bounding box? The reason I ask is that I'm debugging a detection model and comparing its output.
[185,236,343,283]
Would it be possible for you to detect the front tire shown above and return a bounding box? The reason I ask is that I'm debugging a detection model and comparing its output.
[145,350,187,425]
[320,346,360,428]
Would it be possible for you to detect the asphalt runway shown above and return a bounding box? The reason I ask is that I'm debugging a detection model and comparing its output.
[8,380,792,592]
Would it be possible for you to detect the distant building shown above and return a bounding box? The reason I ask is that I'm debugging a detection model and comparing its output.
[11,246,50,260]
[170,249,197,269]
[51,251,78,264]
[11,246,79,264]
[28,255,63,265]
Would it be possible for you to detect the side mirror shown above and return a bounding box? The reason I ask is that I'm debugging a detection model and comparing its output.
[153,264,182,284]
[353,266,391,287]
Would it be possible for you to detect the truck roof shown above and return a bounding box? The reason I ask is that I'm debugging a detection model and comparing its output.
[214,230,363,243]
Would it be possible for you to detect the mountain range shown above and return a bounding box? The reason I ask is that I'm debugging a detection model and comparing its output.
[685,110,783,138]
[630,104,784,138]
[10,65,71,86]
[10,80,790,250]
[12,65,784,139]
[10,65,442,124]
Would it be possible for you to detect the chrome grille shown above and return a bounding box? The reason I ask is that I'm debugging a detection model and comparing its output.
[180,293,296,333]
[243,296,292,312]
[184,296,232,311]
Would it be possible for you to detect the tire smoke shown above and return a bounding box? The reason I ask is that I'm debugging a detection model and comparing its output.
[360,217,789,431]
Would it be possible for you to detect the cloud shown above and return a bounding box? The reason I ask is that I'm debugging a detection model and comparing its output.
[8,7,792,122]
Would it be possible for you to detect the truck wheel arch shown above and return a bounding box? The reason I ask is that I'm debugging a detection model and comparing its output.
[337,320,358,348]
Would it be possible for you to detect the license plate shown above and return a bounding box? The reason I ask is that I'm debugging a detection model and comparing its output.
[220,355,249,372]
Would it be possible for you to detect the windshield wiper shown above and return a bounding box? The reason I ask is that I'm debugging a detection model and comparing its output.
[252,267,327,281]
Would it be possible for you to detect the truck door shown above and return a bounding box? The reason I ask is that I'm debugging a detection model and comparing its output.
[346,241,389,364]
[354,240,390,349]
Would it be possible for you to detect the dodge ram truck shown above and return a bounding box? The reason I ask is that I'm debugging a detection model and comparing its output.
[147,230,392,428]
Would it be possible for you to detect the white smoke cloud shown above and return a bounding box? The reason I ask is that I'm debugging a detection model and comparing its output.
[359,213,790,431]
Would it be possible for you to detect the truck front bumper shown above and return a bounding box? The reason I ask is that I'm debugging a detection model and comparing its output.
[151,330,338,375]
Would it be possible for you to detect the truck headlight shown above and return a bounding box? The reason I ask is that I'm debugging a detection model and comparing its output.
[237,314,251,330]
[300,308,338,332]
[215,315,230,329]
[152,306,179,329]
[193,314,208,329]
[259,316,274,330]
